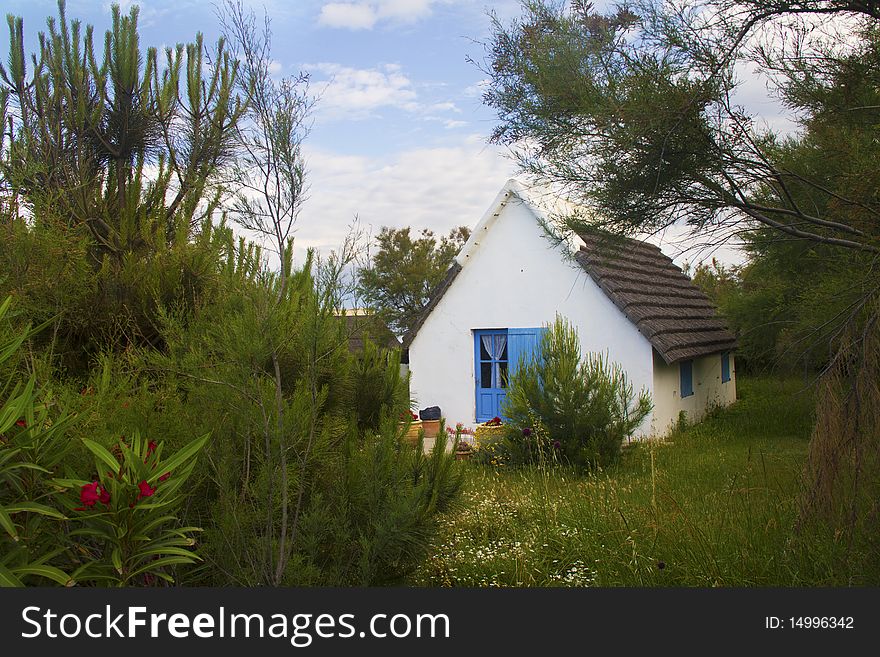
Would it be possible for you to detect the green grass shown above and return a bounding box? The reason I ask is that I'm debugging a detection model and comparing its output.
[412,376,867,586]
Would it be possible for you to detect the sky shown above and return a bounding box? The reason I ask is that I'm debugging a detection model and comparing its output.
[5,0,794,268]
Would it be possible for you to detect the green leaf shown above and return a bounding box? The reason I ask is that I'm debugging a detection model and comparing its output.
[136,515,177,536]
[69,528,114,540]
[52,478,91,489]
[128,555,196,579]
[13,565,73,586]
[148,433,209,483]
[5,502,67,520]
[0,506,18,541]
[82,438,120,473]
[0,563,24,587]
[111,547,123,575]
[137,546,199,559]
[70,562,119,584]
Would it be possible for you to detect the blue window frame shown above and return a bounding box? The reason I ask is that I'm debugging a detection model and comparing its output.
[680,360,694,398]
[474,327,546,422]
[721,352,731,383]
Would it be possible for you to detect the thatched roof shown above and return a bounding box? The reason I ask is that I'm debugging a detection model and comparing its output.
[401,262,462,349]
[576,232,737,364]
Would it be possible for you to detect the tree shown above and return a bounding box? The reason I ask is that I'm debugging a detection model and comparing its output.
[482,0,879,254]
[218,0,314,290]
[1,0,243,257]
[358,225,470,336]
[0,0,245,366]
[217,0,317,585]
[481,0,880,571]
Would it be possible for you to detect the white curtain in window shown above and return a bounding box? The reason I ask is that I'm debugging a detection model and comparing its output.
[481,334,507,388]
[482,334,506,361]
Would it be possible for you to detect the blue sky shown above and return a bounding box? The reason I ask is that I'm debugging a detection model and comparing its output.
[6,0,786,266]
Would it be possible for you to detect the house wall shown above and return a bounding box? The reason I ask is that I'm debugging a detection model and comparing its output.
[651,349,737,435]
[408,194,656,435]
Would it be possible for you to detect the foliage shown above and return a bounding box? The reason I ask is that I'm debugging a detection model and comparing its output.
[0,1,244,369]
[146,241,460,586]
[798,308,880,575]
[296,422,462,585]
[481,0,880,254]
[56,432,208,586]
[1,296,207,587]
[350,339,410,434]
[0,297,74,586]
[218,0,314,264]
[358,225,470,336]
[502,315,652,470]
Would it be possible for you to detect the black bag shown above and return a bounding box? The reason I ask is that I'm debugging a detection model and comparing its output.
[419,406,441,421]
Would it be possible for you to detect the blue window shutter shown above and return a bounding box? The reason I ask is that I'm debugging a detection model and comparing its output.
[721,352,730,383]
[680,360,694,398]
[507,327,546,378]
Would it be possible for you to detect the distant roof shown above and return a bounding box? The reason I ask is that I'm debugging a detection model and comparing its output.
[401,262,461,349]
[340,313,401,353]
[576,231,736,364]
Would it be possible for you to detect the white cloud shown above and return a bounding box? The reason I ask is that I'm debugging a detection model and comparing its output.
[425,101,460,113]
[378,0,433,23]
[318,3,378,30]
[317,0,446,31]
[308,62,461,121]
[309,62,419,118]
[295,135,516,257]
[443,119,468,129]
[463,79,490,98]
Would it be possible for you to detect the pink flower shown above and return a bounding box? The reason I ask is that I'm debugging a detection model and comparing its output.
[158,472,171,482]
[137,480,156,499]
[75,481,101,510]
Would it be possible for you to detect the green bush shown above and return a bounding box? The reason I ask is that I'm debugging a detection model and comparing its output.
[502,315,652,470]
[294,421,462,585]
[0,297,76,586]
[0,297,207,587]
[350,339,409,434]
[55,432,208,586]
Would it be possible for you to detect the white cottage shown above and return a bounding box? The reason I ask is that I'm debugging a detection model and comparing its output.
[402,179,737,437]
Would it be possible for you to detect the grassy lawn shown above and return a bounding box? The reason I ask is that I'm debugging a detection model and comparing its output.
[412,376,862,586]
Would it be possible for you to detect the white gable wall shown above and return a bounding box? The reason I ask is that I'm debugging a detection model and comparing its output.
[408,194,656,435]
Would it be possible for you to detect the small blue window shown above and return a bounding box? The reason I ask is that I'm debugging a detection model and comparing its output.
[721,352,731,383]
[680,360,694,398]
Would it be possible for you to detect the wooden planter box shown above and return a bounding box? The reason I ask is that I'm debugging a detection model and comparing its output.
[400,421,422,447]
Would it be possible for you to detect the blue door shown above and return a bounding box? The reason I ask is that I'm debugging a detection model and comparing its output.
[474,327,546,422]
[474,330,508,422]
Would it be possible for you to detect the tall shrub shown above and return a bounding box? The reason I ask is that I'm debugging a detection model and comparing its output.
[0,1,244,371]
[503,315,652,470]
[152,243,461,586]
